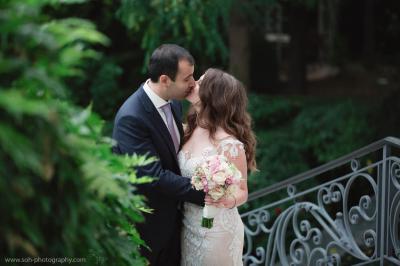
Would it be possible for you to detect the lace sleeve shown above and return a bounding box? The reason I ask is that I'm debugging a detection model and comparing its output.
[217,138,245,159]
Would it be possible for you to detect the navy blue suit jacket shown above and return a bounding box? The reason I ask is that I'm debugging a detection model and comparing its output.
[112,86,204,265]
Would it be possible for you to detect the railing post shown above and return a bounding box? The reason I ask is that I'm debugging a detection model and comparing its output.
[378,144,391,265]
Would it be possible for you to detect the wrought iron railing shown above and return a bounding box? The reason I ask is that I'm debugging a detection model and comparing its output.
[241,137,400,266]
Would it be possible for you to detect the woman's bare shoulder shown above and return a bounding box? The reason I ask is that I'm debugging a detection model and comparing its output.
[214,128,235,141]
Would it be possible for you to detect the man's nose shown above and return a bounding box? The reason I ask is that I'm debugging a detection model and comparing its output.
[190,77,196,86]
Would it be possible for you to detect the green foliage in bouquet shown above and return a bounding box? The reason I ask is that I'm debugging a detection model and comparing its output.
[0,0,150,264]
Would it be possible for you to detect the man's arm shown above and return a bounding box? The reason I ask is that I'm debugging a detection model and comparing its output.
[113,115,204,206]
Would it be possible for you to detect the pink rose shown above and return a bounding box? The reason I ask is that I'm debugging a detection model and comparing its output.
[209,160,221,174]
[225,176,233,185]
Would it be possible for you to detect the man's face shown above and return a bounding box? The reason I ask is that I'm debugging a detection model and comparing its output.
[168,59,195,100]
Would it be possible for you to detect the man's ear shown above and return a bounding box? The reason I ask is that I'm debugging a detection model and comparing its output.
[159,75,171,86]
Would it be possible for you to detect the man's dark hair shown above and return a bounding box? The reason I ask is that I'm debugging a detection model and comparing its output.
[148,44,195,82]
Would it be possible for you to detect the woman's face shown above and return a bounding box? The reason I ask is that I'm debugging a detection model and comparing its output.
[185,74,204,105]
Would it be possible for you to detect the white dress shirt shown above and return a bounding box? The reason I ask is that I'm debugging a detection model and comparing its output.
[143,79,181,145]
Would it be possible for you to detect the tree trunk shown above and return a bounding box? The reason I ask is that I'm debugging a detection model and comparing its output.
[363,0,375,67]
[228,6,250,88]
[287,3,307,94]
[326,0,339,63]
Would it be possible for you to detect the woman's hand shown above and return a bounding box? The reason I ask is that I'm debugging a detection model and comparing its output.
[205,194,236,209]
[185,80,200,104]
[186,75,205,111]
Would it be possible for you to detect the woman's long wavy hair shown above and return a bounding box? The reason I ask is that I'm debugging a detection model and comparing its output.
[184,68,257,171]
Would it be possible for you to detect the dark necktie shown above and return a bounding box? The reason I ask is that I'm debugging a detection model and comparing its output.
[160,103,180,153]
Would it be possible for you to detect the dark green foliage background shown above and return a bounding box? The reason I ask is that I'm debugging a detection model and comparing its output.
[1,0,399,264]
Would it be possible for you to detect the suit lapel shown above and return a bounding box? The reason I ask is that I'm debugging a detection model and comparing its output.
[138,87,179,158]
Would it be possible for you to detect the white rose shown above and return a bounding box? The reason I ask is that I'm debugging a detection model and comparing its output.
[233,168,242,181]
[213,172,226,186]
[220,161,230,171]
[193,182,204,191]
[207,180,217,190]
[191,177,204,190]
[209,187,226,200]
[226,185,238,195]
[203,167,212,179]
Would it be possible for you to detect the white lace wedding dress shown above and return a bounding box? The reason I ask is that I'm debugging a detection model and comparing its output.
[178,138,245,266]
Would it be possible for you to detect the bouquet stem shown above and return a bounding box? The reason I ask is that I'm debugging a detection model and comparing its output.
[202,205,220,229]
[201,217,214,228]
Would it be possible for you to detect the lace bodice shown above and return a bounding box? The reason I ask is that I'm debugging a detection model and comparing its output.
[178,138,244,178]
[178,137,245,266]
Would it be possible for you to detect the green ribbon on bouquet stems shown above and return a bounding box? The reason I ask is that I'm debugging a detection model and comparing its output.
[201,217,214,229]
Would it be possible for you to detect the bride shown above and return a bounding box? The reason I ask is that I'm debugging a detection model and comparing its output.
[178,68,257,266]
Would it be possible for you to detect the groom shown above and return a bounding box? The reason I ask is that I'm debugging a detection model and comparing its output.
[112,44,205,265]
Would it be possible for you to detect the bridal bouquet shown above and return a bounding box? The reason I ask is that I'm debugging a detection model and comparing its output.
[191,154,242,228]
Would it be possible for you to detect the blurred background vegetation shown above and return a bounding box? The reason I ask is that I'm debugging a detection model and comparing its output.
[1,0,399,264]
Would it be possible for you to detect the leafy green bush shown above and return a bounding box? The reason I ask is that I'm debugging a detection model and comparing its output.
[0,0,149,264]
[244,94,374,210]
[89,61,124,120]
[0,91,150,265]
[293,100,373,162]
[248,94,304,129]
[116,0,233,70]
